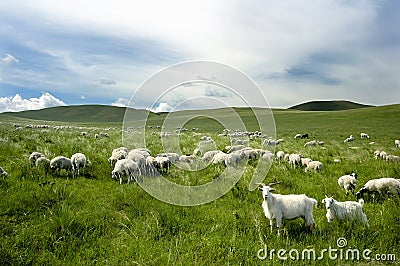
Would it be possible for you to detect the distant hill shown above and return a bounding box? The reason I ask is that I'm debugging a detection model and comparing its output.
[1,105,148,123]
[288,100,373,111]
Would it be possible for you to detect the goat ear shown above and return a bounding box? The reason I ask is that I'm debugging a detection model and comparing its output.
[269,188,275,192]
[258,187,263,191]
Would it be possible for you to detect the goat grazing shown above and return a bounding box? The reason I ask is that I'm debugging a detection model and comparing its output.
[338,173,357,195]
[356,178,400,200]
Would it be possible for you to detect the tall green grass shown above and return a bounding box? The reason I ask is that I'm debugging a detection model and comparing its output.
[0,105,399,265]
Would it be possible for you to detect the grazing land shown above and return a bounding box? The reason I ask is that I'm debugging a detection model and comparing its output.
[0,104,399,265]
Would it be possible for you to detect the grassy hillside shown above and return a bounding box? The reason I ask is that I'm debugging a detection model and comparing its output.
[0,101,378,124]
[0,104,399,265]
[289,100,372,111]
[1,105,140,123]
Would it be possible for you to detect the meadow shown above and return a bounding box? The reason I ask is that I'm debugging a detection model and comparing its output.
[0,104,399,265]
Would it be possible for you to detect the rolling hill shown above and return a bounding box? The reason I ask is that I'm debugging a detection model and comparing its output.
[288,100,372,111]
[0,105,144,123]
[1,103,399,138]
[1,100,375,123]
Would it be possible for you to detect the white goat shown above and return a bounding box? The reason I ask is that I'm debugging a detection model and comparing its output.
[373,150,388,160]
[360,133,370,139]
[386,155,400,163]
[263,139,279,147]
[243,148,259,160]
[108,149,127,165]
[288,154,302,168]
[338,173,357,195]
[156,153,180,163]
[153,156,171,174]
[322,196,368,227]
[379,151,388,160]
[261,151,274,162]
[301,158,312,167]
[258,182,317,235]
[50,156,73,175]
[143,156,158,177]
[395,140,400,148]
[179,154,196,164]
[225,151,247,167]
[304,140,319,147]
[304,161,323,172]
[212,152,228,165]
[29,152,45,167]
[112,147,128,154]
[127,151,146,165]
[231,138,249,146]
[202,150,223,163]
[100,132,109,138]
[356,178,400,200]
[226,145,246,153]
[126,151,147,175]
[344,135,355,143]
[276,151,285,161]
[129,148,151,158]
[35,157,51,172]
[71,153,88,176]
[112,159,139,184]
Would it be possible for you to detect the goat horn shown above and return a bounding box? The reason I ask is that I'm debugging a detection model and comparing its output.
[268,181,280,186]
[255,182,266,187]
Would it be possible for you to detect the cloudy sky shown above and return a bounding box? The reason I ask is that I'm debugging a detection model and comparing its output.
[0,0,399,113]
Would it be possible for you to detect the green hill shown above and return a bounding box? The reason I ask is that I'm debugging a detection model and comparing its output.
[2,104,399,138]
[1,105,147,123]
[289,100,372,111]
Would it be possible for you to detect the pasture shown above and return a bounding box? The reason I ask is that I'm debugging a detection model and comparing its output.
[0,104,399,265]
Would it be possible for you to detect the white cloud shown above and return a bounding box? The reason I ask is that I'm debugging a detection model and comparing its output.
[0,92,67,113]
[99,78,116,86]
[80,94,86,99]
[204,86,233,98]
[149,102,172,113]
[0,53,19,65]
[111,97,130,107]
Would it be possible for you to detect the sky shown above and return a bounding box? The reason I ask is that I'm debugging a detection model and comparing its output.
[0,0,399,113]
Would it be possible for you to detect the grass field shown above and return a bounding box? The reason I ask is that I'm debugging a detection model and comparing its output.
[0,104,399,265]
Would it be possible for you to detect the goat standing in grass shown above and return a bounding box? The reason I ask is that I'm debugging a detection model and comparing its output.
[257,182,317,235]
[322,196,369,227]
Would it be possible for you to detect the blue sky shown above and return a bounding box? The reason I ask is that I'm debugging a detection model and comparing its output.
[0,0,399,112]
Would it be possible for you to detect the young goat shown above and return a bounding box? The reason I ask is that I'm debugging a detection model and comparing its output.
[322,196,369,227]
[338,173,357,195]
[257,182,317,235]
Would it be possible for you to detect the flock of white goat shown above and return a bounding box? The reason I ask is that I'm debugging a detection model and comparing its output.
[1,127,399,236]
[26,151,92,177]
[106,130,400,235]
[255,133,400,234]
